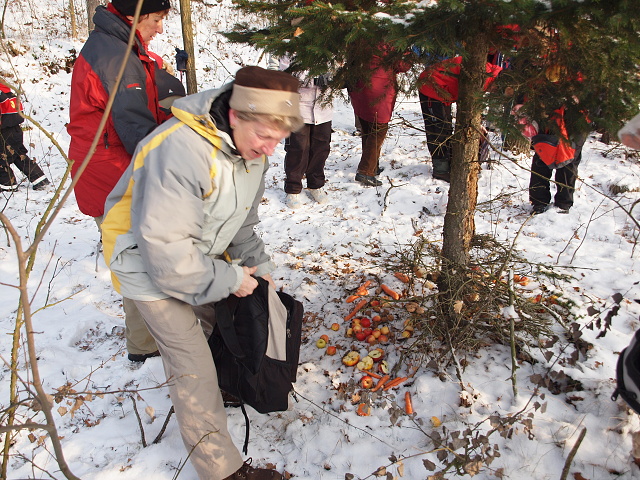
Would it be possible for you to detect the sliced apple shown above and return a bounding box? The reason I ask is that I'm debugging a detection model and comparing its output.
[342,351,360,367]
[368,348,384,362]
[356,355,374,371]
[378,360,389,374]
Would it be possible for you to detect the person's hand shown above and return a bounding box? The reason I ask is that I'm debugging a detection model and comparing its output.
[262,273,277,290]
[233,266,258,297]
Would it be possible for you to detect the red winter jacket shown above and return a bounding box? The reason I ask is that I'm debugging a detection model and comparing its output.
[67,4,162,218]
[348,49,411,124]
[419,56,502,105]
[0,83,25,129]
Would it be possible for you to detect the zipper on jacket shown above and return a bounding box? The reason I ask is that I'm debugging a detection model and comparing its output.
[103,131,109,149]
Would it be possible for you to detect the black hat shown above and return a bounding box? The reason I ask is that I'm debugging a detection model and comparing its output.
[111,0,171,16]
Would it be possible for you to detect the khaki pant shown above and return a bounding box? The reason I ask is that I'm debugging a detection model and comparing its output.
[135,297,243,480]
[95,216,158,356]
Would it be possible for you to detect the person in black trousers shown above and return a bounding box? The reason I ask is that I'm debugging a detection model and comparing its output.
[0,82,50,191]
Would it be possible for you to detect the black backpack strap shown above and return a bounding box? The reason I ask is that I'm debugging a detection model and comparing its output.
[215,297,246,360]
[240,403,250,454]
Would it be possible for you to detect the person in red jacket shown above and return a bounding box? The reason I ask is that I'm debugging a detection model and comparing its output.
[418,56,502,182]
[0,82,50,191]
[67,0,170,362]
[348,47,411,187]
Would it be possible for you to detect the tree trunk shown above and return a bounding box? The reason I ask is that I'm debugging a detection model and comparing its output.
[69,0,77,39]
[86,0,100,33]
[441,35,489,267]
[179,0,198,94]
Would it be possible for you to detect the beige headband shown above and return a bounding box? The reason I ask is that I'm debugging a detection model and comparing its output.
[229,84,301,120]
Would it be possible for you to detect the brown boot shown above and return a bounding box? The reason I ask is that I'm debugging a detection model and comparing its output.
[223,458,283,480]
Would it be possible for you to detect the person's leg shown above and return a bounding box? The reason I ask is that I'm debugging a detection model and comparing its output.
[357,117,388,177]
[123,297,159,358]
[93,215,157,359]
[419,93,452,175]
[529,154,552,210]
[283,125,311,195]
[554,150,582,210]
[305,121,332,190]
[0,127,18,189]
[2,125,47,186]
[135,297,244,480]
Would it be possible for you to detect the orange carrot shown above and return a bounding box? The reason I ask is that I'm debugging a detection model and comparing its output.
[404,391,414,415]
[345,294,360,303]
[394,272,410,284]
[383,376,408,391]
[355,288,370,296]
[344,299,367,322]
[380,284,400,300]
[367,371,383,379]
[371,375,390,392]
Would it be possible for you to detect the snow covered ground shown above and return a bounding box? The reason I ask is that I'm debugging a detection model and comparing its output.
[2,2,640,479]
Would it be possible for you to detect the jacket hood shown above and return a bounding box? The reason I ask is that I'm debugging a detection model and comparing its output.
[93,5,148,57]
[170,83,238,154]
[93,6,132,44]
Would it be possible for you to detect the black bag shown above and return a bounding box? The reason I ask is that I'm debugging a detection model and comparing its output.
[208,277,303,414]
[612,330,640,414]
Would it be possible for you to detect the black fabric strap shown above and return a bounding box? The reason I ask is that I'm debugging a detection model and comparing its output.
[215,298,246,360]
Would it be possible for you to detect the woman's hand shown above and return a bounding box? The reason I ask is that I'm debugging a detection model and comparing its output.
[233,266,258,297]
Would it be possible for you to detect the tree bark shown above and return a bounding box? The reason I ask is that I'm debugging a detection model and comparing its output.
[179,0,198,94]
[69,0,77,39]
[441,35,489,267]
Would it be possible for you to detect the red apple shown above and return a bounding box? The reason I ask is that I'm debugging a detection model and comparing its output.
[355,331,367,342]
[366,334,377,345]
[320,334,330,343]
[360,375,374,389]
[326,345,337,356]
[378,334,389,343]
[360,317,372,328]
[331,323,340,331]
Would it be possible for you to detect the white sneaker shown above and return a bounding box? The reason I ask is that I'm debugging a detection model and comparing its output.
[286,193,302,208]
[307,187,328,204]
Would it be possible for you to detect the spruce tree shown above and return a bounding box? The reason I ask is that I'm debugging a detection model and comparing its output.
[226,0,640,310]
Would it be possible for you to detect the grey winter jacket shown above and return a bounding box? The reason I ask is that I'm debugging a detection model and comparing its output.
[101,83,275,304]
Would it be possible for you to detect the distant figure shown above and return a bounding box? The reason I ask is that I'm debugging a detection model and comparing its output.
[269,54,333,208]
[418,55,502,183]
[348,45,411,187]
[528,106,587,214]
[0,82,50,191]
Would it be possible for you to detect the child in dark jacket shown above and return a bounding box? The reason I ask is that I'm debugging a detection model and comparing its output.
[0,82,50,191]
